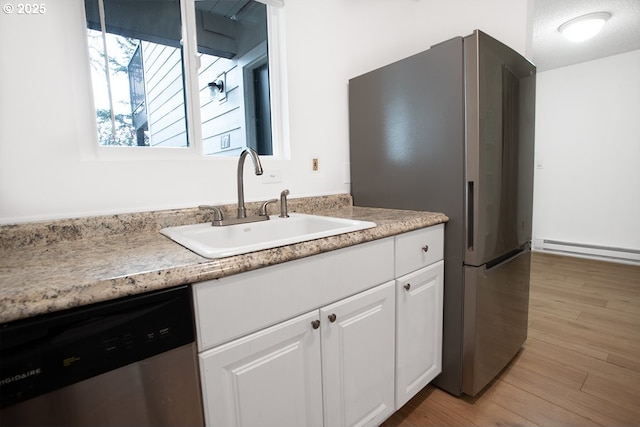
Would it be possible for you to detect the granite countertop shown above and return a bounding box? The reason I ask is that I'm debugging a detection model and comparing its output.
[0,195,448,324]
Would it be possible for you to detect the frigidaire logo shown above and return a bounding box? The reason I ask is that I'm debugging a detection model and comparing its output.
[1,368,42,386]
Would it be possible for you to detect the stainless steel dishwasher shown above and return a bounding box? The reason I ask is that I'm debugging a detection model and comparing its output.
[0,285,204,427]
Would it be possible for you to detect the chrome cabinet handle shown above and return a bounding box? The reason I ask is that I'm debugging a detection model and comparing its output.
[404,283,411,291]
[311,320,320,329]
[422,245,429,252]
[328,313,337,323]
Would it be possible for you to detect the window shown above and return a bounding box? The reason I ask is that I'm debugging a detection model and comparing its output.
[194,0,271,156]
[84,0,274,155]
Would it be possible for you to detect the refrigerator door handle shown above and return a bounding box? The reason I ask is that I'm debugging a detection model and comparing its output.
[485,245,529,271]
[467,181,474,251]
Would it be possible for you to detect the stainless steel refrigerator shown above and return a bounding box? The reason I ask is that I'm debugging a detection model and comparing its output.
[349,30,535,396]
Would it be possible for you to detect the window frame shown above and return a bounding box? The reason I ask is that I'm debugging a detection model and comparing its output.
[83,0,288,161]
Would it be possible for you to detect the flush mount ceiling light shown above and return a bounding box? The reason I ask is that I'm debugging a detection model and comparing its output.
[558,12,611,43]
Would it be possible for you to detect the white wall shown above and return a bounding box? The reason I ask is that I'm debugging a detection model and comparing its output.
[0,0,530,224]
[533,49,640,252]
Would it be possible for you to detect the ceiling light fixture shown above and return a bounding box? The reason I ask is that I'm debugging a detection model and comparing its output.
[558,12,611,43]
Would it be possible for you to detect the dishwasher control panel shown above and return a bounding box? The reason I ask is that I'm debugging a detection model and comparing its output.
[0,286,194,409]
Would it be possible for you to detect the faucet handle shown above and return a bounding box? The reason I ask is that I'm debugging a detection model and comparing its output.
[279,189,290,218]
[199,205,224,225]
[259,199,278,217]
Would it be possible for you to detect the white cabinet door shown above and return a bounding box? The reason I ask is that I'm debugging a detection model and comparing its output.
[199,311,323,427]
[321,281,396,427]
[395,260,444,408]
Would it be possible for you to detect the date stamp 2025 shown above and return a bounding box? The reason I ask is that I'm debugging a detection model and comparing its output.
[2,3,46,14]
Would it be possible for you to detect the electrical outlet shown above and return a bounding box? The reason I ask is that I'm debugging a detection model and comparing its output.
[220,134,231,149]
[312,158,319,171]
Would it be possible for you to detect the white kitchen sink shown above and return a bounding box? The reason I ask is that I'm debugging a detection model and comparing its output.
[160,213,376,259]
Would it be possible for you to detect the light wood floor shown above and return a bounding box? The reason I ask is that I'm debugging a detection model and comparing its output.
[382,252,640,426]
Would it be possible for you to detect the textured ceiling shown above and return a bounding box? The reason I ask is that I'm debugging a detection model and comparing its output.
[531,0,640,71]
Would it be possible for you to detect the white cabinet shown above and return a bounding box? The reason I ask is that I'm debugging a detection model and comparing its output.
[199,311,323,427]
[321,281,395,427]
[193,223,444,427]
[395,261,444,408]
[393,224,444,408]
[199,282,395,427]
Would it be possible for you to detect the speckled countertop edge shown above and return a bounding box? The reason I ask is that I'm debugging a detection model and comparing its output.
[0,195,448,324]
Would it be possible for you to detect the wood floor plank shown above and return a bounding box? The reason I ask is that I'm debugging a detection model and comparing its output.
[606,299,640,315]
[528,296,582,321]
[581,372,640,415]
[429,387,540,427]
[582,281,640,303]
[528,284,608,308]
[523,336,640,387]
[498,343,640,426]
[381,412,422,427]
[505,342,588,390]
[478,378,602,427]
[607,351,640,373]
[528,313,640,359]
[381,387,480,427]
[527,323,610,361]
[577,310,640,341]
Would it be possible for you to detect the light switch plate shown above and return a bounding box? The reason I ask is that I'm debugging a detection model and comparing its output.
[262,169,282,184]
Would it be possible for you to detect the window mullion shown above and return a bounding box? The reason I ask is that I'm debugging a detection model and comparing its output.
[97,0,117,145]
[179,0,203,155]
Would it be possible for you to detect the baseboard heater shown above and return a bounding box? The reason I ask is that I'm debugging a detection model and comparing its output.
[533,239,640,265]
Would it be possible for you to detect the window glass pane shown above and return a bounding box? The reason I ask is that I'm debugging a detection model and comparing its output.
[85,0,188,147]
[194,0,272,156]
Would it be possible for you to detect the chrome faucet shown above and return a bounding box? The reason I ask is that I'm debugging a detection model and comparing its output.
[237,148,263,219]
[200,149,284,226]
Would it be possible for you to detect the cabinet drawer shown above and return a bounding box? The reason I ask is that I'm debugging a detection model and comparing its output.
[193,237,395,351]
[395,224,444,277]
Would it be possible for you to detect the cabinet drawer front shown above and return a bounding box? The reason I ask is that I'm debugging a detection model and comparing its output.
[194,237,395,351]
[395,224,444,276]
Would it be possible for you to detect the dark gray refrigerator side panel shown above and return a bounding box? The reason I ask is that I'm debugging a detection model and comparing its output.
[462,247,531,396]
[464,31,536,267]
[349,37,467,395]
[349,37,465,213]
